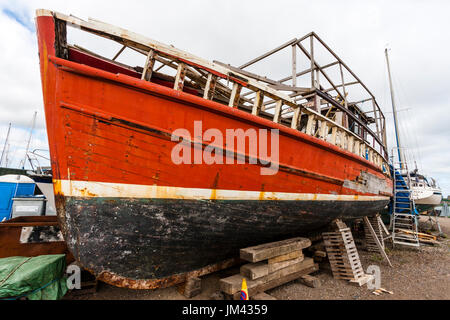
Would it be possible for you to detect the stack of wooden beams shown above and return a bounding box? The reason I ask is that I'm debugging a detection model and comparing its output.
[219,237,318,300]
[323,227,373,286]
[307,242,328,263]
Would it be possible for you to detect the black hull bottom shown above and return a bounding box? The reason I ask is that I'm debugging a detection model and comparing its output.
[59,197,388,285]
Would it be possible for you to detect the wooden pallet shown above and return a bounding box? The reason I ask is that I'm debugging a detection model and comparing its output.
[364,215,384,252]
[323,227,371,285]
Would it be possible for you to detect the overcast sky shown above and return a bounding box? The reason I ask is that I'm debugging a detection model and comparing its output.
[0,0,449,197]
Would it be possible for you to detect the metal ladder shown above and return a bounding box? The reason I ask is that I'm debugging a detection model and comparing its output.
[390,157,420,248]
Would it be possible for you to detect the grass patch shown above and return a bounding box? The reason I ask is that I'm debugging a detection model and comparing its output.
[370,254,383,262]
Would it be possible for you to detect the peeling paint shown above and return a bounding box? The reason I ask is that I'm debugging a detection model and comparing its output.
[343,171,392,196]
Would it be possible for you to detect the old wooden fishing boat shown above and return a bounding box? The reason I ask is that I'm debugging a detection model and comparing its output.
[35,9,392,289]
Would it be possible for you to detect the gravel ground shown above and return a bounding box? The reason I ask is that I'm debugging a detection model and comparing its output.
[64,217,450,300]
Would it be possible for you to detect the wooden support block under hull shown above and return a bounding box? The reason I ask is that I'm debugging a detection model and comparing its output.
[297,274,321,288]
[268,250,303,264]
[220,257,315,295]
[240,237,311,263]
[240,257,304,280]
[231,263,318,300]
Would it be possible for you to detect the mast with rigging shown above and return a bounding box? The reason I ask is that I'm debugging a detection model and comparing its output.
[385,48,404,169]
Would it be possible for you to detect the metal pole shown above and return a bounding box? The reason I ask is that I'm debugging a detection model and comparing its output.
[4,143,10,167]
[385,48,404,169]
[21,111,37,169]
[0,122,11,167]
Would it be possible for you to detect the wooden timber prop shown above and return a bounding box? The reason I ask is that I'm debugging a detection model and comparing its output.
[322,220,375,286]
[40,9,390,173]
[219,237,318,300]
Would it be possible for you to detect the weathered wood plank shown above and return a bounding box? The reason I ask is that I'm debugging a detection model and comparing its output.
[290,107,301,129]
[174,62,186,91]
[220,258,315,295]
[252,90,264,116]
[268,250,303,264]
[240,237,311,263]
[141,49,155,81]
[273,100,283,123]
[350,274,375,287]
[241,257,304,280]
[297,274,321,288]
[353,140,361,155]
[347,135,354,153]
[319,121,328,140]
[228,83,242,108]
[203,73,217,100]
[305,114,315,135]
[231,263,318,299]
[330,126,338,145]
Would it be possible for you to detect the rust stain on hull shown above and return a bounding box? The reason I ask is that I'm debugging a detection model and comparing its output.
[96,257,240,290]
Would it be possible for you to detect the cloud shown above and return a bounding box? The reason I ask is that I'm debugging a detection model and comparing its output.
[1,7,34,32]
[0,0,448,197]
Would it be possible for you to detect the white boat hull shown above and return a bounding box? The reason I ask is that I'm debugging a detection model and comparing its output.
[411,186,442,211]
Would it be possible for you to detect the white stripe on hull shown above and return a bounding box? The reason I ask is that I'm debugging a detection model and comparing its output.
[55,179,389,202]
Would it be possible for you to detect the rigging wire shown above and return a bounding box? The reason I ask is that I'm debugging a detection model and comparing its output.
[392,72,424,173]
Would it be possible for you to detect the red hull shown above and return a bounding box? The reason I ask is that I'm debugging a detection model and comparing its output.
[36,15,391,197]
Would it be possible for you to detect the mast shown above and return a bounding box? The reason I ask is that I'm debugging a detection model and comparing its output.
[0,122,11,167]
[21,111,37,169]
[385,48,404,169]
[4,143,10,167]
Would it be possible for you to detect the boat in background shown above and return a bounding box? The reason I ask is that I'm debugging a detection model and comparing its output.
[26,167,56,215]
[0,175,37,221]
[36,9,392,289]
[0,167,56,217]
[410,171,442,211]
